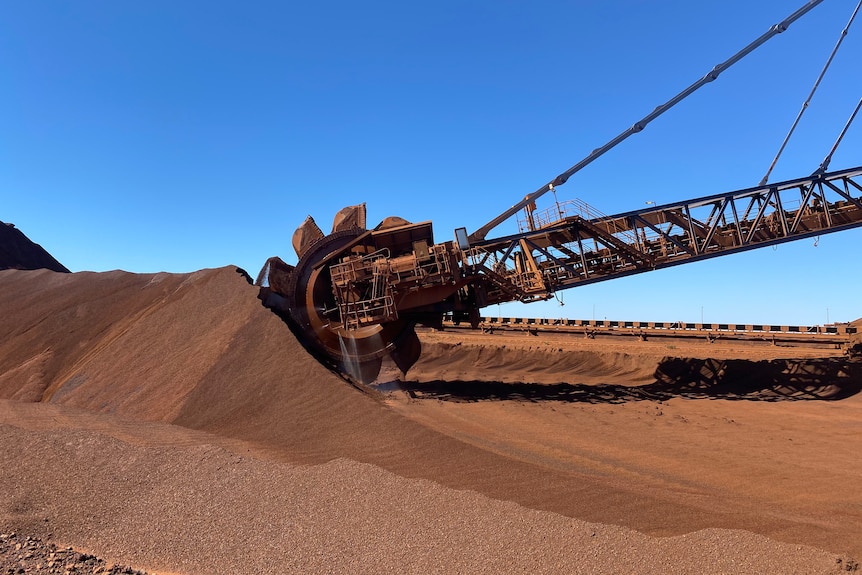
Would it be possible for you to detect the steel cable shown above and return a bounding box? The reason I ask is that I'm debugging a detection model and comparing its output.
[760,0,862,185]
[815,96,862,174]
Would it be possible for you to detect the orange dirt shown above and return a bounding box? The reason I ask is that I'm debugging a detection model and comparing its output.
[0,266,859,574]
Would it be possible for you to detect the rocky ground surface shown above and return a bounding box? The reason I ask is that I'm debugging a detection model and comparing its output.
[0,533,148,575]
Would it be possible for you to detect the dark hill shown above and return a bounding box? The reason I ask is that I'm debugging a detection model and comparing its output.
[0,220,69,273]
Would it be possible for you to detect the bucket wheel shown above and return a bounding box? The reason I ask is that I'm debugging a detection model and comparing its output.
[276,207,422,384]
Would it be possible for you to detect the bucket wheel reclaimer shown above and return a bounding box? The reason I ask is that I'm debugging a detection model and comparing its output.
[255,1,862,386]
[257,204,462,385]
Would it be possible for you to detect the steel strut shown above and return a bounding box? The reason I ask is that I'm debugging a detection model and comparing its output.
[469,0,826,243]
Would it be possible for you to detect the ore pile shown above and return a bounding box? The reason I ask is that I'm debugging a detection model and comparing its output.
[0,221,69,273]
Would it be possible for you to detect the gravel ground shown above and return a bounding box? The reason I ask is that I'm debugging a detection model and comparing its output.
[1,415,857,575]
[0,532,148,574]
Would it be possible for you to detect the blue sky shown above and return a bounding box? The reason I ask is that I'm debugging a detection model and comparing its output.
[3,1,860,325]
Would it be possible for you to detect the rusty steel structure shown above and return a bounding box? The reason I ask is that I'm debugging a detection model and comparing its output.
[440,316,857,348]
[257,1,861,383]
[472,166,862,296]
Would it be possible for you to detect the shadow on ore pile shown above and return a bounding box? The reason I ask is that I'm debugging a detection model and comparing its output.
[400,357,862,403]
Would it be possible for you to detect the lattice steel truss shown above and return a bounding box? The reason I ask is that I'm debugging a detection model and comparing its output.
[466,166,862,304]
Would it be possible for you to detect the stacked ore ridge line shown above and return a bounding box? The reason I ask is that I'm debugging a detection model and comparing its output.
[0,220,69,273]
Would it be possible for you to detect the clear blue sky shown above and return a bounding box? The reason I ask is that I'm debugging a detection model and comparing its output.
[3,1,860,325]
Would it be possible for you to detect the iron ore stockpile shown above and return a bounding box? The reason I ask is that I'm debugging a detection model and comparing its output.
[0,221,69,273]
[1,225,862,575]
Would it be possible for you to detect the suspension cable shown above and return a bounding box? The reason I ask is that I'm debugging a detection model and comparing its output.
[469,0,826,243]
[760,0,862,185]
[815,96,862,175]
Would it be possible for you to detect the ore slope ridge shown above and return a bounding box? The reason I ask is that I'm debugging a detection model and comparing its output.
[0,221,69,273]
[0,266,775,539]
